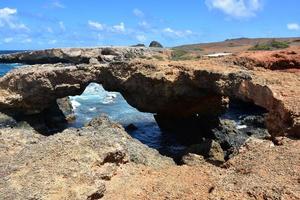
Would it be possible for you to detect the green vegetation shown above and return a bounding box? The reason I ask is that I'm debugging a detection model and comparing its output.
[170,49,194,61]
[152,55,164,61]
[249,40,290,51]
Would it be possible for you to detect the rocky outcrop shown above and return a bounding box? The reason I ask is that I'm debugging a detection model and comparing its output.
[149,41,163,48]
[236,47,300,70]
[0,48,299,138]
[0,116,174,200]
[0,47,165,64]
[103,137,300,200]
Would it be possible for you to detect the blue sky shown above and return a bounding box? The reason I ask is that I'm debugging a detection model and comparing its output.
[0,0,299,49]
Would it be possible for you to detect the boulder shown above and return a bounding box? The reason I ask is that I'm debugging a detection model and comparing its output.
[149,41,163,48]
[186,139,225,165]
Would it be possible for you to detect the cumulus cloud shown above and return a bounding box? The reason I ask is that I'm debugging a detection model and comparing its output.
[52,1,65,9]
[88,21,126,34]
[287,23,300,31]
[163,27,193,38]
[133,9,144,17]
[88,20,104,30]
[59,21,66,31]
[205,0,262,18]
[0,7,30,31]
[112,22,126,33]
[48,39,57,44]
[136,35,147,42]
[3,37,13,43]
[22,38,32,43]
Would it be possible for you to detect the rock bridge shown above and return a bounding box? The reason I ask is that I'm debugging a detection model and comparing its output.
[0,47,299,137]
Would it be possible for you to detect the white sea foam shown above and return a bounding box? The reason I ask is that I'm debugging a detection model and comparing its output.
[70,99,81,109]
[237,125,247,130]
[102,93,117,104]
[88,107,97,111]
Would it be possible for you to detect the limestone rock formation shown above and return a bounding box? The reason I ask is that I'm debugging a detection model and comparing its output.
[0,116,174,200]
[0,47,299,138]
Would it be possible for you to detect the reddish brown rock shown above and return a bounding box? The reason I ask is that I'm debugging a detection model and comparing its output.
[236,47,300,70]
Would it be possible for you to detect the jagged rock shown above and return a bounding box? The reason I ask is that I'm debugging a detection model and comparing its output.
[0,48,299,137]
[186,139,225,165]
[0,112,17,128]
[149,41,163,48]
[0,116,174,200]
[236,47,300,70]
[131,43,146,47]
[181,153,206,166]
[57,97,76,122]
[125,123,138,131]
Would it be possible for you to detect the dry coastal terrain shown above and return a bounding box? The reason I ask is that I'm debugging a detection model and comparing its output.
[0,38,299,199]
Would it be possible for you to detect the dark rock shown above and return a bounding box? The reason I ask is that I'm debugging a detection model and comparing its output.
[0,112,17,128]
[241,115,266,128]
[149,41,163,48]
[131,44,146,47]
[125,123,138,132]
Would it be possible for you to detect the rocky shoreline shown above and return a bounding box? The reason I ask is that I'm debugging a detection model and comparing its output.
[0,46,299,199]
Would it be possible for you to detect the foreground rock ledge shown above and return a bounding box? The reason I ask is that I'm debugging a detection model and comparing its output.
[0,118,299,199]
[0,117,174,200]
[0,48,299,137]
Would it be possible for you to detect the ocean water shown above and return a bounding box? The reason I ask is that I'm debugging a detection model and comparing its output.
[0,52,267,159]
[69,83,186,156]
[0,63,23,76]
[0,59,186,156]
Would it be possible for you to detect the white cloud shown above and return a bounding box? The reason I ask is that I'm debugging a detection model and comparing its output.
[59,21,66,31]
[0,7,17,17]
[112,22,125,33]
[52,1,65,9]
[4,37,13,43]
[88,20,104,30]
[205,0,262,18]
[47,27,54,33]
[0,7,30,31]
[48,39,57,44]
[136,35,147,42]
[22,38,32,43]
[133,9,144,17]
[138,21,151,29]
[88,21,126,33]
[163,28,194,38]
[287,23,300,31]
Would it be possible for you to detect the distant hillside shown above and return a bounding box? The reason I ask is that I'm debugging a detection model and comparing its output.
[174,37,300,55]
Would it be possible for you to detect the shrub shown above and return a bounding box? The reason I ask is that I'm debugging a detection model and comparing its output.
[171,49,193,60]
[152,55,164,61]
[249,40,290,51]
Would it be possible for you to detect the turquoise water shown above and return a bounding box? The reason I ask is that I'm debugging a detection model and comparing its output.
[0,61,186,157]
[69,83,186,156]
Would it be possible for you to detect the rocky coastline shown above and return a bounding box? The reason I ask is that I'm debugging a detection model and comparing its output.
[0,46,299,199]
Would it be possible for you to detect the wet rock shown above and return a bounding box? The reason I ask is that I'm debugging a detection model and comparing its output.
[0,112,17,128]
[57,97,76,122]
[125,123,138,132]
[241,115,265,128]
[149,41,163,48]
